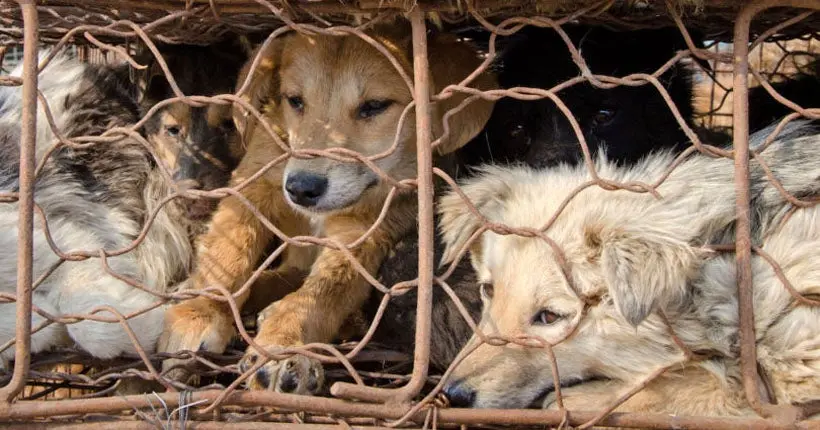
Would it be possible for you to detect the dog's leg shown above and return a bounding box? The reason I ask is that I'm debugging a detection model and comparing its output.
[159,153,311,383]
[543,367,750,418]
[0,293,69,369]
[239,196,415,394]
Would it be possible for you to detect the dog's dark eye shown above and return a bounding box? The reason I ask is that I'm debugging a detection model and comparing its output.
[165,125,181,137]
[480,283,494,300]
[357,99,393,119]
[533,309,563,325]
[509,124,525,138]
[220,119,235,132]
[286,95,304,113]
[593,107,617,126]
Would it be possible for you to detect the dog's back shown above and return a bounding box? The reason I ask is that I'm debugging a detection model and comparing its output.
[0,52,190,362]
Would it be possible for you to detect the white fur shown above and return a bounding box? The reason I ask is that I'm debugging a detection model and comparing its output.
[441,123,820,414]
[0,52,192,365]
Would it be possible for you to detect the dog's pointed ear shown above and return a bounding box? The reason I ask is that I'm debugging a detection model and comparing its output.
[438,166,514,277]
[232,35,288,144]
[587,227,706,326]
[427,32,497,155]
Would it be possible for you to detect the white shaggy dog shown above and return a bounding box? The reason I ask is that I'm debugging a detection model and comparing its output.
[0,53,191,366]
[439,122,820,417]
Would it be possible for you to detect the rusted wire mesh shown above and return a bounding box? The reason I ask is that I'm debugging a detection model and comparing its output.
[1,0,819,428]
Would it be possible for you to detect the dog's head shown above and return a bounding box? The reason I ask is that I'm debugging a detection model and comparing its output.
[463,26,700,169]
[437,164,709,409]
[140,38,250,220]
[234,24,496,214]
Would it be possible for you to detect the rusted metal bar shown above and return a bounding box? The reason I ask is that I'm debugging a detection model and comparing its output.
[0,390,811,430]
[731,0,820,423]
[331,6,433,405]
[3,424,415,430]
[0,0,38,404]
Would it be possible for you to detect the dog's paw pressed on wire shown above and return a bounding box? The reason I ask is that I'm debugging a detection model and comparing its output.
[239,347,324,395]
[158,297,236,385]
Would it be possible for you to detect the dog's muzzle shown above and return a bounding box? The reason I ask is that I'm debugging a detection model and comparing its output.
[443,380,476,408]
[285,171,328,208]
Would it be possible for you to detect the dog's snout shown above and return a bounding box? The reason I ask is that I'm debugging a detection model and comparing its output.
[443,381,476,408]
[285,172,328,207]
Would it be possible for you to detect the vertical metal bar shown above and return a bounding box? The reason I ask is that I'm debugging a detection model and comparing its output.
[330,7,434,405]
[731,2,820,423]
[396,6,434,404]
[0,0,38,403]
[732,1,769,418]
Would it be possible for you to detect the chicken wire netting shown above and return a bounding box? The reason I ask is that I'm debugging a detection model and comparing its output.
[0,1,819,428]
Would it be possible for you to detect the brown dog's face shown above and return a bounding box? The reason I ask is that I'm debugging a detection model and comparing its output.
[276,34,416,213]
[147,103,243,219]
[140,40,250,221]
[235,27,497,215]
[437,166,704,409]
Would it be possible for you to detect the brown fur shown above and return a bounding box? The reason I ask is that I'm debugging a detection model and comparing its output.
[139,39,250,228]
[159,23,496,392]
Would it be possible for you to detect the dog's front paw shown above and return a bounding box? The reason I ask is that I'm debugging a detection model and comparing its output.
[158,297,236,384]
[239,347,324,395]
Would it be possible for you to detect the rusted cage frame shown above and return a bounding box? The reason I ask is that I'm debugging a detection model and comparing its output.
[0,0,819,428]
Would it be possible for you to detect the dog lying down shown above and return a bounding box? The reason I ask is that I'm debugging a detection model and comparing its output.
[439,122,820,417]
[0,46,247,368]
[0,53,193,366]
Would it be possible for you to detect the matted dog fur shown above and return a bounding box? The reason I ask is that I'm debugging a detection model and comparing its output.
[439,122,820,416]
[0,53,192,365]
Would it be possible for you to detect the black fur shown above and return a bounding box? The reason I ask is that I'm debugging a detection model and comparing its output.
[748,58,819,133]
[458,25,700,168]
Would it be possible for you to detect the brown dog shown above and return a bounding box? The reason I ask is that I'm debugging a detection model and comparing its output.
[158,22,496,394]
[138,39,251,234]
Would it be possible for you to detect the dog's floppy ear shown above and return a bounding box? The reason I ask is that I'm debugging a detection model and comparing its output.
[427,32,498,155]
[232,35,289,144]
[137,52,174,108]
[438,165,514,277]
[587,226,705,326]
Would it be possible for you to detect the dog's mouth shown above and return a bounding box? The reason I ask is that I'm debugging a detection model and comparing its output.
[297,174,380,214]
[530,375,608,408]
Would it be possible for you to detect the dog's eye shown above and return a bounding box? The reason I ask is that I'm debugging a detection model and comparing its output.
[165,125,181,137]
[593,107,617,126]
[480,283,494,300]
[286,95,304,113]
[509,124,525,138]
[220,119,235,132]
[533,309,563,325]
[358,99,393,119]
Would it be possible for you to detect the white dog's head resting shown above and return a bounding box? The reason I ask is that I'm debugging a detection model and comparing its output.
[234,23,496,215]
[437,125,820,411]
[436,161,716,409]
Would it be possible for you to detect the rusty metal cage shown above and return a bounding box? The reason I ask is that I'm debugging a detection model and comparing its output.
[0,0,819,428]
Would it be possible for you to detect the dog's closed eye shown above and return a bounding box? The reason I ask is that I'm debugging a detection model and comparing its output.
[532,309,563,325]
[357,99,393,119]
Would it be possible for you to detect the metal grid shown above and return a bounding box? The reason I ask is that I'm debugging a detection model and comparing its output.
[1,0,819,428]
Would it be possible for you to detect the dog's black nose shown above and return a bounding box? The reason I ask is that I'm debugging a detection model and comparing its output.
[443,381,476,408]
[285,172,328,207]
